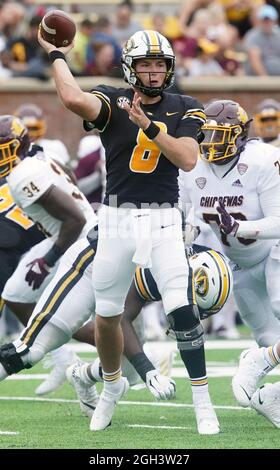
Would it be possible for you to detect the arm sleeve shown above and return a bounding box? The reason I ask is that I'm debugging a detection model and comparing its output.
[176,97,206,140]
[236,150,280,239]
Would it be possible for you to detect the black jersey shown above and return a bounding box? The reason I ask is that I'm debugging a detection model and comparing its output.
[84,86,205,207]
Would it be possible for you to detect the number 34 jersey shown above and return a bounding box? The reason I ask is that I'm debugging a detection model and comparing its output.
[7,147,97,240]
[0,177,44,252]
[179,140,280,269]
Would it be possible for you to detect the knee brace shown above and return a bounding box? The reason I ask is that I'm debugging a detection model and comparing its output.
[167,305,205,350]
[0,343,32,375]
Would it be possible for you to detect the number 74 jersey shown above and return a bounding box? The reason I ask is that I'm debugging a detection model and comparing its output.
[179,140,280,269]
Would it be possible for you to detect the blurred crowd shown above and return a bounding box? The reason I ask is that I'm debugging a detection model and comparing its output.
[1,0,280,80]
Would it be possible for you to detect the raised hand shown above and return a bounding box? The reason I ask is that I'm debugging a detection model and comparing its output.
[123,91,151,130]
[37,27,74,55]
[216,200,239,236]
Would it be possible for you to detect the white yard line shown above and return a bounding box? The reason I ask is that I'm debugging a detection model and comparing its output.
[0,396,77,403]
[7,374,50,380]
[128,424,192,430]
[0,396,251,411]
[0,431,19,435]
[172,366,280,378]
[120,401,251,411]
[8,365,280,381]
[67,339,256,354]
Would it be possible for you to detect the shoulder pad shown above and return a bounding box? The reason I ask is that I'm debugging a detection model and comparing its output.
[27,144,44,157]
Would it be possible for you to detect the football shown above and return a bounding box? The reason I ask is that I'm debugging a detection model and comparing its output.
[40,10,76,48]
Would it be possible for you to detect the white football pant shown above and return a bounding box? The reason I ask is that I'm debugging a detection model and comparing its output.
[233,243,280,346]
[92,205,193,318]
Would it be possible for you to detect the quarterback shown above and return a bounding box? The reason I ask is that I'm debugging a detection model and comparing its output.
[37,28,219,434]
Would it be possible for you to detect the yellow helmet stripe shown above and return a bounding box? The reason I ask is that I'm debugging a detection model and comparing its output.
[141,269,157,301]
[135,267,150,300]
[208,250,230,309]
[0,298,5,315]
[145,30,161,53]
[191,267,197,305]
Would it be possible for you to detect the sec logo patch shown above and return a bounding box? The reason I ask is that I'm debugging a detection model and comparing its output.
[117,96,131,109]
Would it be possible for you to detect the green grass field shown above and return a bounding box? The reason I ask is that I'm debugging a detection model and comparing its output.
[0,338,279,450]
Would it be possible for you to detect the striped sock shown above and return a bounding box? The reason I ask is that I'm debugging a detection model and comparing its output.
[264,345,280,368]
[103,367,122,383]
[190,375,210,404]
[103,367,122,393]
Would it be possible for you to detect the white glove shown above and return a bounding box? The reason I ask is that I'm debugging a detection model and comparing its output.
[146,369,176,400]
[183,223,201,247]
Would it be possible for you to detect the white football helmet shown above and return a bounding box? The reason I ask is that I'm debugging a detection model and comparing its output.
[121,30,175,97]
[189,249,233,318]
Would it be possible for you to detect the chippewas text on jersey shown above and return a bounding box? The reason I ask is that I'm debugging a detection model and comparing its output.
[179,140,280,268]
[200,195,244,207]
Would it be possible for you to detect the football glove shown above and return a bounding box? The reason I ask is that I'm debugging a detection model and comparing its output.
[216,201,239,236]
[146,369,176,400]
[25,258,51,290]
[183,223,201,247]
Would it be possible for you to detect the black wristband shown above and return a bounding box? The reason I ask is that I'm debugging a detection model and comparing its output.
[44,244,64,267]
[143,121,160,140]
[129,352,155,382]
[49,50,66,64]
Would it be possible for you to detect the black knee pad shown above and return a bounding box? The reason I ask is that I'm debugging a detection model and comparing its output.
[167,305,205,350]
[0,343,31,375]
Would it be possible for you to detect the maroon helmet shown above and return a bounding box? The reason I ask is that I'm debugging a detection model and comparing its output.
[254,99,280,142]
[200,100,251,165]
[0,115,30,178]
[14,103,46,141]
